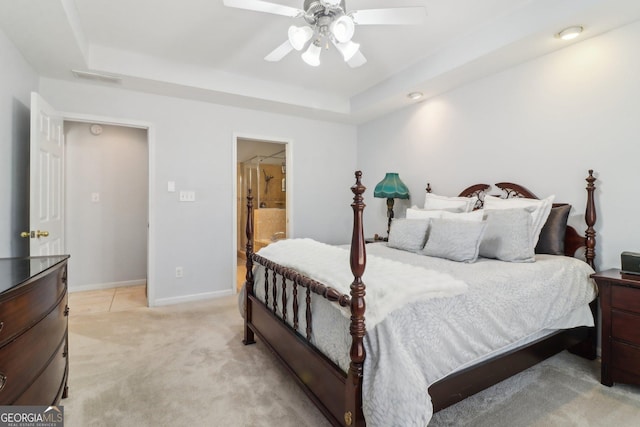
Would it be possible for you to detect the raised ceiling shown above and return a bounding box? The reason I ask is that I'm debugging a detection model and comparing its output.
[1,0,640,123]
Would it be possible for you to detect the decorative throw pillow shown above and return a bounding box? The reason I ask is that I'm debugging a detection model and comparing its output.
[479,208,535,262]
[483,194,555,247]
[535,204,571,255]
[406,207,444,220]
[422,218,487,263]
[387,219,430,252]
[424,193,477,213]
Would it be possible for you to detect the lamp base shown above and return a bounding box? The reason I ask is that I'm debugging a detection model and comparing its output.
[386,198,395,236]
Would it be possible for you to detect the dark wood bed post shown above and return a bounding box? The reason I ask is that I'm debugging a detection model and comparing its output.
[243,189,256,345]
[585,170,597,269]
[345,171,366,427]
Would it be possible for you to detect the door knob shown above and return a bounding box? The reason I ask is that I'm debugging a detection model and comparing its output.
[20,230,49,238]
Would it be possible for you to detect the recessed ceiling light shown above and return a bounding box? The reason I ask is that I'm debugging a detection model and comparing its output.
[556,26,583,41]
[407,92,423,100]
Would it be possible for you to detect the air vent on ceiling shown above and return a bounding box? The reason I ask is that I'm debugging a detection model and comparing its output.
[71,69,122,84]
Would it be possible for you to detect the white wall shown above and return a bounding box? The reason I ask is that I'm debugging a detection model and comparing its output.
[65,122,148,291]
[39,78,357,305]
[0,27,38,257]
[358,20,640,271]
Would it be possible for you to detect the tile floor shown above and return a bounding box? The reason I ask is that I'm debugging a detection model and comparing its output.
[68,285,147,315]
[237,257,246,292]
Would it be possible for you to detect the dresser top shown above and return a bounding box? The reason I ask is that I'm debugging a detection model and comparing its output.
[0,255,69,294]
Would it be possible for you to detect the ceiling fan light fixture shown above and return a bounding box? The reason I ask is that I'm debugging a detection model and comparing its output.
[335,40,360,62]
[331,15,355,43]
[288,25,314,51]
[302,41,322,66]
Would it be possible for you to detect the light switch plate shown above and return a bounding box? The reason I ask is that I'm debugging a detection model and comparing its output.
[179,191,196,202]
[168,181,175,192]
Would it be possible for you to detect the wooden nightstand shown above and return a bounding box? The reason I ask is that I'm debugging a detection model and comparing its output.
[591,268,640,387]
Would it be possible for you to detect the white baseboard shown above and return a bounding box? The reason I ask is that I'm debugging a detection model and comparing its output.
[69,279,147,293]
[151,289,233,307]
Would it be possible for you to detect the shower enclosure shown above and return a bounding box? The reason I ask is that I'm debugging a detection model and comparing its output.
[238,151,287,256]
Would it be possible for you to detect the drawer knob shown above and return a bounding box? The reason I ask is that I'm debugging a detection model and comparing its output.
[0,322,4,333]
[0,373,6,391]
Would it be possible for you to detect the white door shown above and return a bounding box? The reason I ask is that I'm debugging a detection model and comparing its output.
[25,92,65,255]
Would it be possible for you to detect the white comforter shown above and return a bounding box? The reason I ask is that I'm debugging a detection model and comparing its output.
[247,242,597,427]
[256,239,468,329]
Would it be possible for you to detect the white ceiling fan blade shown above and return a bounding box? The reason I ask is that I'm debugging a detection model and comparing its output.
[223,0,302,17]
[351,7,426,25]
[347,50,367,68]
[264,40,294,62]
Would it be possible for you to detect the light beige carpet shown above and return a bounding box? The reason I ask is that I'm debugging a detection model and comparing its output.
[64,295,640,426]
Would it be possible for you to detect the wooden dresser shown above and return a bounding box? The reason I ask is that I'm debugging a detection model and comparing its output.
[591,268,640,387]
[0,255,69,404]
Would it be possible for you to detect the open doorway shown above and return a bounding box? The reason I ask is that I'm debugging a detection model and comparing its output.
[235,137,290,292]
[65,122,149,310]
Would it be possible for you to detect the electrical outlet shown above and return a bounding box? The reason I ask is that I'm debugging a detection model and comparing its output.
[175,267,183,278]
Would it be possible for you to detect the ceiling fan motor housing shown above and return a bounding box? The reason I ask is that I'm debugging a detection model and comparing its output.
[303,0,347,25]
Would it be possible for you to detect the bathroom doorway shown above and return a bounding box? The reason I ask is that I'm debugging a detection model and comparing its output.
[235,137,290,292]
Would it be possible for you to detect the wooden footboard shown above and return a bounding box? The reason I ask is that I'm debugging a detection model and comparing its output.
[242,170,598,427]
[243,172,367,427]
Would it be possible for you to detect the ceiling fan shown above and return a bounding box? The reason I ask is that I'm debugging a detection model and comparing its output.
[223,0,426,68]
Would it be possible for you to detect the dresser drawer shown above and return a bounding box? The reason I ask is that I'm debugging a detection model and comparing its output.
[611,310,640,344]
[0,265,66,347]
[611,285,640,314]
[13,338,67,405]
[0,291,67,404]
[612,340,640,378]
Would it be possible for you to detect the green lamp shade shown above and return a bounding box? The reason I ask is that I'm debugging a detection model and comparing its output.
[374,173,410,199]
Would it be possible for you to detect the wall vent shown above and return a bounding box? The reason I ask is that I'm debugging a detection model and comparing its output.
[71,69,122,84]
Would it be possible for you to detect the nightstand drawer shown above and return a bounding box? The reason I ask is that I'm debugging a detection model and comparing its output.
[612,341,640,377]
[612,285,640,314]
[612,310,640,344]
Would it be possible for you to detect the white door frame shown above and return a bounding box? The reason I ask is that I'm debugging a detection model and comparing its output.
[61,111,157,307]
[232,133,293,294]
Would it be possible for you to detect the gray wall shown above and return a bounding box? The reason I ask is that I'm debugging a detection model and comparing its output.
[357,20,640,271]
[65,122,148,290]
[39,78,358,305]
[0,28,38,257]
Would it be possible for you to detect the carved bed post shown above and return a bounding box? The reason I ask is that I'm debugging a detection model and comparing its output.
[345,171,366,427]
[243,188,256,345]
[585,170,597,269]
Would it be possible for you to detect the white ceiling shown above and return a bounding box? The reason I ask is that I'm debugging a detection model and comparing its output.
[2,0,640,124]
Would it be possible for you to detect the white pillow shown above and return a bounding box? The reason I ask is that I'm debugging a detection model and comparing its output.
[406,207,443,220]
[483,194,555,246]
[424,193,477,213]
[387,219,430,252]
[441,210,484,222]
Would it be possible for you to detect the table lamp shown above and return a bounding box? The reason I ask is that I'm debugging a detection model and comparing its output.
[374,172,410,236]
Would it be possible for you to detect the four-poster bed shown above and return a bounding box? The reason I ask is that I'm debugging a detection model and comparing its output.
[241,170,598,426]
